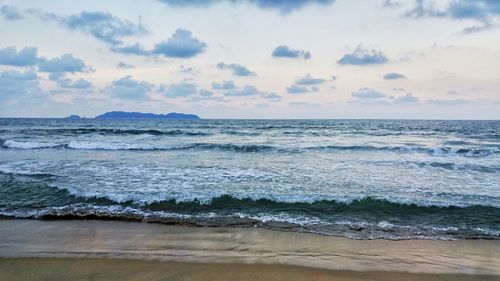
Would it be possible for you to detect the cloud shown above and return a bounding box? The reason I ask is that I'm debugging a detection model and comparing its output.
[394,93,419,104]
[117,62,134,69]
[287,74,325,93]
[295,74,325,85]
[351,87,387,99]
[217,62,256,76]
[199,89,215,97]
[152,28,206,58]
[57,78,93,89]
[287,85,309,94]
[0,5,23,20]
[111,43,149,55]
[162,82,197,98]
[427,98,470,105]
[447,90,461,96]
[180,65,194,73]
[108,28,206,58]
[405,0,500,33]
[0,46,39,66]
[110,76,153,100]
[188,89,226,102]
[351,88,420,105]
[272,45,311,59]
[0,70,39,99]
[225,85,260,96]
[383,72,406,80]
[44,11,147,45]
[157,0,336,14]
[382,0,401,8]
[212,80,236,90]
[38,54,90,73]
[337,46,389,65]
[224,85,279,101]
[49,73,93,90]
[260,92,282,101]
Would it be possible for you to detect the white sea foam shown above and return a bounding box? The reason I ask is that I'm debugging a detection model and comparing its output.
[67,141,150,150]
[2,140,61,149]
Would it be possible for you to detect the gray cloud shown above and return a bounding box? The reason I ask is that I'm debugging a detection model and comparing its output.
[0,46,39,66]
[111,43,149,55]
[217,62,256,76]
[117,62,134,69]
[187,89,226,102]
[162,82,197,98]
[54,77,93,89]
[287,85,309,94]
[272,45,311,59]
[152,28,206,58]
[0,5,23,20]
[225,85,260,96]
[38,54,90,73]
[44,11,147,45]
[180,65,194,73]
[157,0,336,14]
[447,90,461,96]
[382,0,401,8]
[352,87,387,99]
[337,46,389,65]
[394,93,419,104]
[0,70,39,100]
[110,76,153,100]
[199,89,215,97]
[405,0,500,33]
[110,29,206,58]
[427,98,470,105]
[351,88,420,105]
[295,74,325,85]
[260,92,282,101]
[212,80,237,90]
[224,85,280,101]
[383,72,405,80]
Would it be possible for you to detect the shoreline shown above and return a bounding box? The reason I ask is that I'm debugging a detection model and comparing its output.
[0,219,499,278]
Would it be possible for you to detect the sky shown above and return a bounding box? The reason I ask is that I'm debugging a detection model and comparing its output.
[0,0,499,119]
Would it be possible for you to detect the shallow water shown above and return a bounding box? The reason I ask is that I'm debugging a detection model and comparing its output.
[0,119,499,239]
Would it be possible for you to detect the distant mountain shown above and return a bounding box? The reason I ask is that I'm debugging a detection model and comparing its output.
[94,111,200,120]
[64,115,82,120]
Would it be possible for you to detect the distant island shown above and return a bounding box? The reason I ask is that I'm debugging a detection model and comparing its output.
[64,115,83,120]
[94,111,200,120]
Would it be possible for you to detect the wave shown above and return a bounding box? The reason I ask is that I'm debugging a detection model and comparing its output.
[408,161,499,173]
[307,145,499,157]
[2,139,499,157]
[65,142,277,152]
[1,171,499,240]
[1,140,279,152]
[1,198,499,240]
[3,128,211,136]
[1,140,65,149]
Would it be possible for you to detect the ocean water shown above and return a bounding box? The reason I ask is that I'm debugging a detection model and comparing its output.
[0,118,499,240]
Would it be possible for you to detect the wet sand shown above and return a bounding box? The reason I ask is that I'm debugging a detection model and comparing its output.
[1,257,498,281]
[0,219,499,280]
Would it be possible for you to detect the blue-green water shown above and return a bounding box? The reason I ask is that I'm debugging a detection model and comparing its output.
[0,119,499,240]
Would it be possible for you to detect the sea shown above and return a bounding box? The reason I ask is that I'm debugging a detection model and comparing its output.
[0,118,499,240]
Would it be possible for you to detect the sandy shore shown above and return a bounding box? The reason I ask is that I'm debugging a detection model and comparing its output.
[0,219,499,280]
[1,257,498,281]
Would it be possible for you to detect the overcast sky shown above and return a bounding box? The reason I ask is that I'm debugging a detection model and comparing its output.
[0,0,499,119]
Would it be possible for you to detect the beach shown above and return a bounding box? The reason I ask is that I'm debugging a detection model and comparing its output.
[1,119,499,280]
[0,219,499,280]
